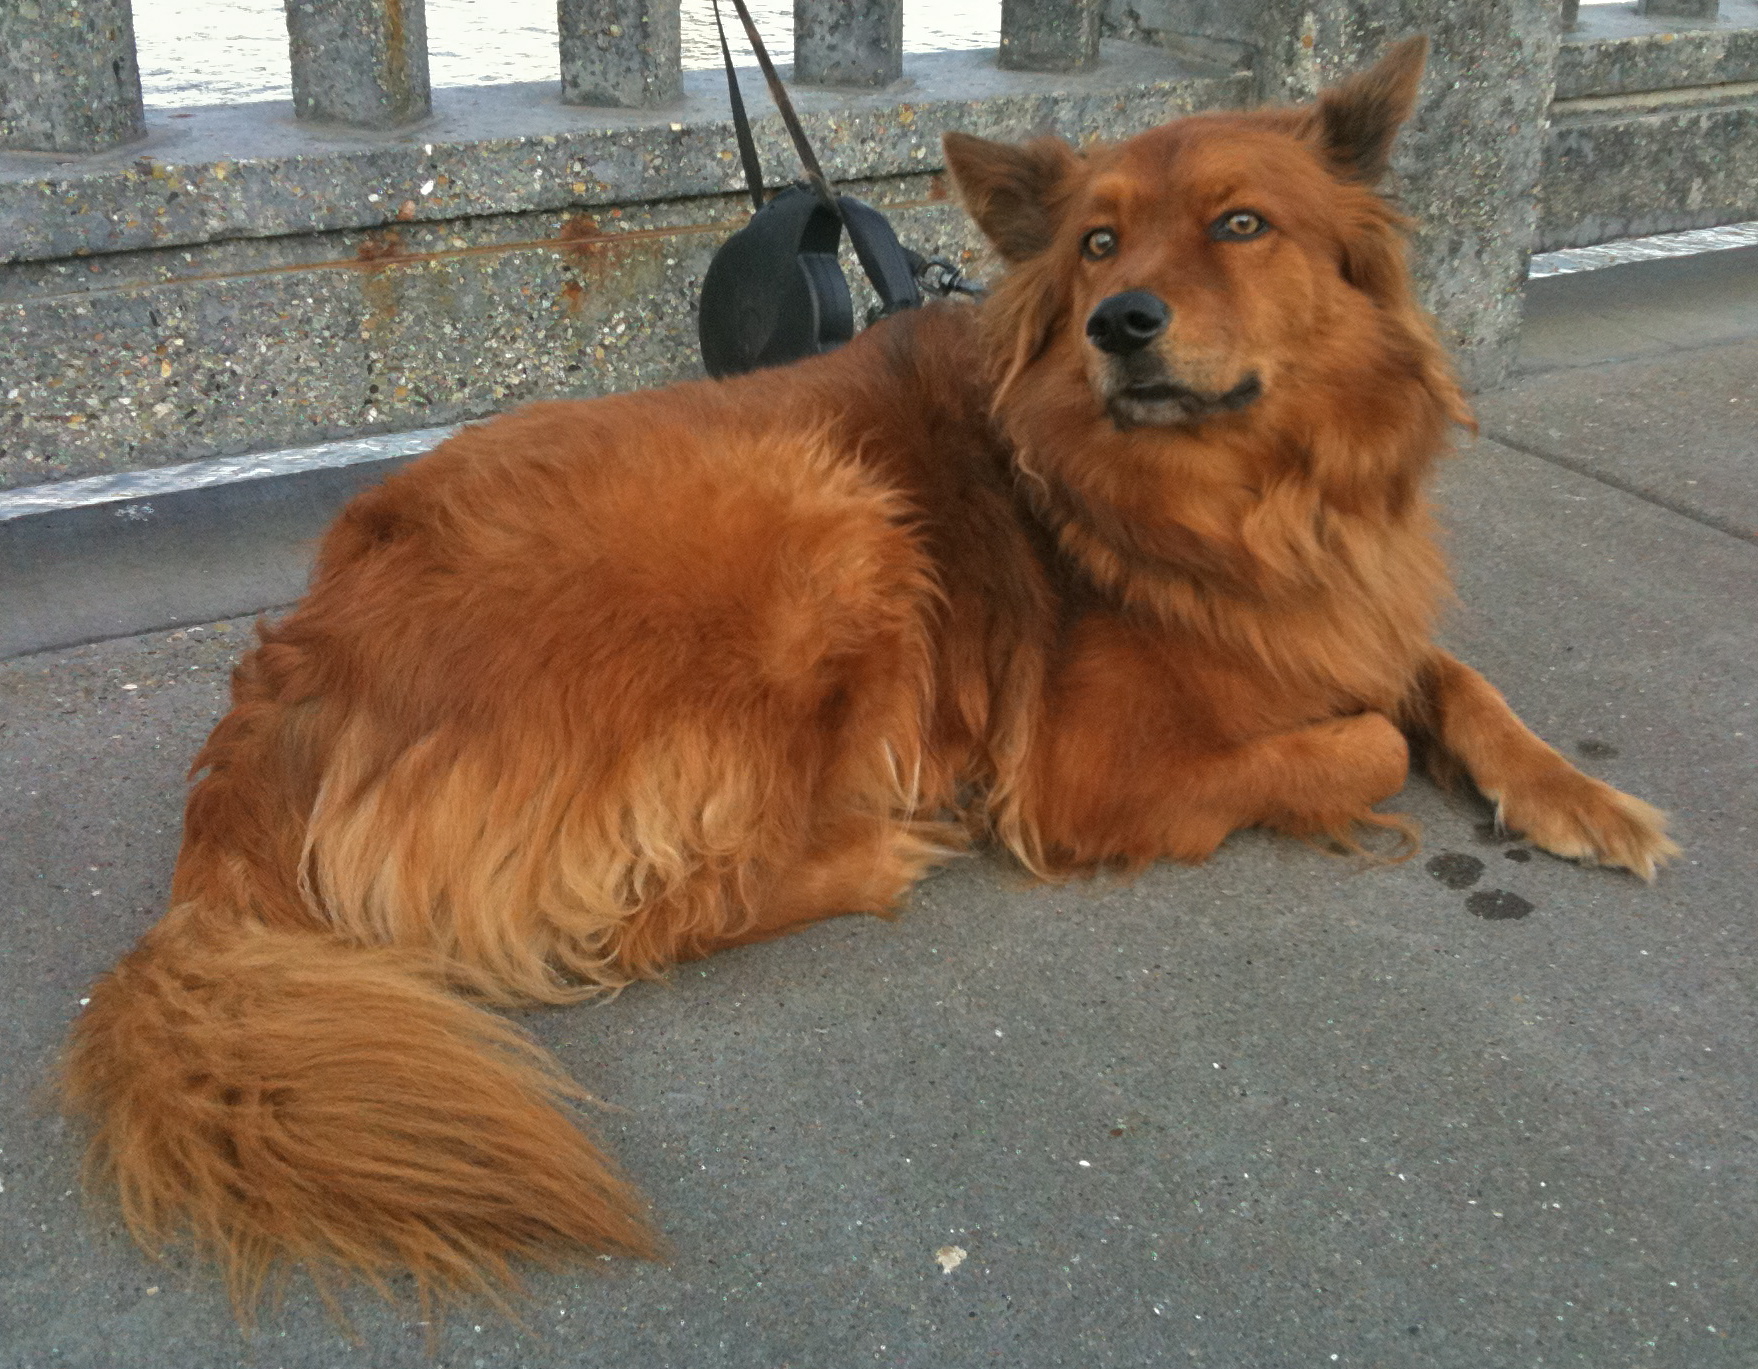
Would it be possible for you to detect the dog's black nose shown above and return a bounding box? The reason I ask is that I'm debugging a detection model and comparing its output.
[1085,291,1170,355]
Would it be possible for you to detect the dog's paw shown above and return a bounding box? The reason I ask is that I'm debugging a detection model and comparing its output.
[1487,769,1680,882]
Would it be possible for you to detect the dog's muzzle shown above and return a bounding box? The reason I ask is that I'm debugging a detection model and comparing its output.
[1104,369,1263,430]
[1087,291,1261,428]
[1086,291,1170,356]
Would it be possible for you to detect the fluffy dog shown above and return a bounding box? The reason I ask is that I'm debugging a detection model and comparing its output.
[63,36,1675,1319]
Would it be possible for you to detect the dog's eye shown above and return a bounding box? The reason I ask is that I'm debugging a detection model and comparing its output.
[1212,210,1268,241]
[1081,228,1118,260]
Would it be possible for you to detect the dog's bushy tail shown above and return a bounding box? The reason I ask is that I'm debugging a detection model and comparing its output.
[61,912,659,1321]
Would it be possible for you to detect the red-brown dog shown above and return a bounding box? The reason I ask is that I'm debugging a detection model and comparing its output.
[64,36,1675,1320]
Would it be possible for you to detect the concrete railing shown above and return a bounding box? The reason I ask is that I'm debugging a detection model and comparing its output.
[0,0,1753,494]
[0,0,1116,155]
[1545,0,1758,248]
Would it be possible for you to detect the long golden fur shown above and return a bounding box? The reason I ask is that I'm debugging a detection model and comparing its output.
[62,37,1677,1323]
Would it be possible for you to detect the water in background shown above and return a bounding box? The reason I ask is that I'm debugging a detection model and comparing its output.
[131,0,1745,277]
[134,0,1003,108]
[133,0,1639,108]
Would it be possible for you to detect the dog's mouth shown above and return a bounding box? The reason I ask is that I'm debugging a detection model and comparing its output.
[1103,370,1263,430]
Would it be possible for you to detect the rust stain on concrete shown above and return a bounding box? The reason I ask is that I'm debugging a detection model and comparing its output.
[354,230,407,269]
[354,230,406,332]
[21,196,954,303]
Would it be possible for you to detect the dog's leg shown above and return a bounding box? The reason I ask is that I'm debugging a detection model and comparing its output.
[1015,616,1412,869]
[1027,710,1409,869]
[1411,650,1679,880]
[681,812,958,957]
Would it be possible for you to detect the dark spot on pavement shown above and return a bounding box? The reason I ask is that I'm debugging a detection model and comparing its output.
[1577,738,1620,759]
[1426,852,1485,889]
[1504,847,1532,863]
[1474,821,1516,846]
[1467,890,1534,921]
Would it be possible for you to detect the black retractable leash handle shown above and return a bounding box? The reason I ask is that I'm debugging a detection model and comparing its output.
[697,0,981,379]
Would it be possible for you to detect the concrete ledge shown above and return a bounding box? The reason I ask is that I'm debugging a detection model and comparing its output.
[1542,84,1758,249]
[0,43,1244,266]
[1528,220,1758,276]
[0,175,991,488]
[9,17,1755,492]
[1559,0,1758,98]
[0,423,454,519]
[0,42,1251,491]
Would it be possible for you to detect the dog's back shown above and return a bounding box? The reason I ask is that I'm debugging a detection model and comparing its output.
[62,303,1022,1315]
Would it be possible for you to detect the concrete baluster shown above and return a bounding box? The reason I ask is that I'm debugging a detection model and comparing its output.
[559,0,682,107]
[0,0,145,152]
[795,0,904,86]
[999,0,1103,72]
[285,0,432,127]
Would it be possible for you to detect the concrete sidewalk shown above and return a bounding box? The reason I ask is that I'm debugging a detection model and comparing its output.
[2,250,1755,1369]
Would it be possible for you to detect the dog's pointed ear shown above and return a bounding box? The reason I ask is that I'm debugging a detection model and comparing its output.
[1311,35,1428,183]
[943,131,1079,263]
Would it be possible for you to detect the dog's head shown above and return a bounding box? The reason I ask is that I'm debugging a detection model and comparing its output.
[944,37,1464,438]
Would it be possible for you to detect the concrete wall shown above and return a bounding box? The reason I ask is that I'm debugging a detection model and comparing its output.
[1542,0,1758,250]
[0,46,1249,490]
[3,1,1755,491]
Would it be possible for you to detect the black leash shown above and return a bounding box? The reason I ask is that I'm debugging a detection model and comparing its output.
[711,0,767,214]
[714,0,840,216]
[711,0,982,303]
[696,1,984,376]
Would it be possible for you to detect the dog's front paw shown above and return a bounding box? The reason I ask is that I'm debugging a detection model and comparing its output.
[1487,769,1680,882]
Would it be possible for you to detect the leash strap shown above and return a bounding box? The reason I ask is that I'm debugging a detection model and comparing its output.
[700,0,982,363]
[719,0,840,215]
[711,0,767,212]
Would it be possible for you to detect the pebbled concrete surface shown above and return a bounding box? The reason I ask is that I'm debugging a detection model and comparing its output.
[1555,0,1758,100]
[2,260,1757,1367]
